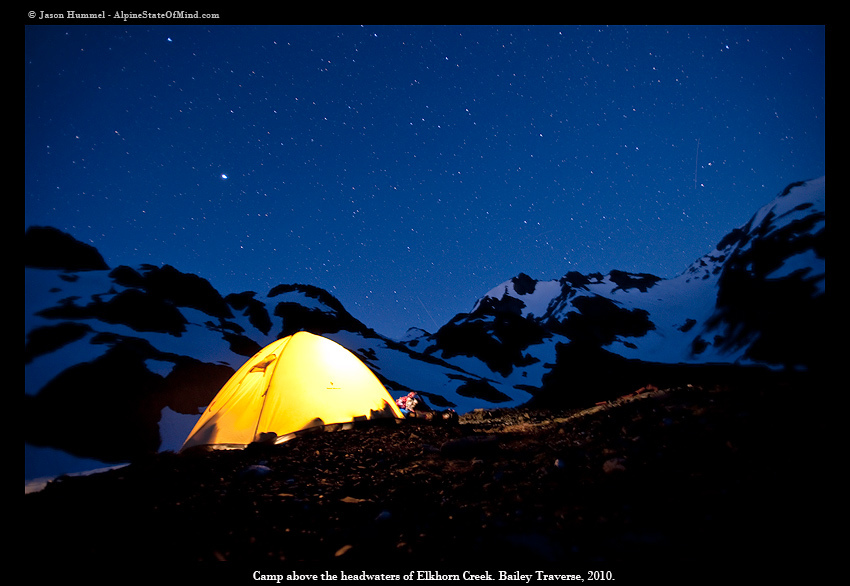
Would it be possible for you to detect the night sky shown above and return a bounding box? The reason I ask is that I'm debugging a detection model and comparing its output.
[25,24,825,339]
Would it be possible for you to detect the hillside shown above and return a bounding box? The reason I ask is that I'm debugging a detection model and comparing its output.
[24,374,818,581]
[25,177,826,485]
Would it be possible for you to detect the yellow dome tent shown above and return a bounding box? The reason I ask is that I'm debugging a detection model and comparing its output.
[180,331,403,451]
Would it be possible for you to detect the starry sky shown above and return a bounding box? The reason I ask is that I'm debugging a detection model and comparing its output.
[25,24,825,339]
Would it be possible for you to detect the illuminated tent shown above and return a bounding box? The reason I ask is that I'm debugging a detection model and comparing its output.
[180,331,403,451]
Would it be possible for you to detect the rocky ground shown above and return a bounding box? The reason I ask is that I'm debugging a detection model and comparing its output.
[24,380,817,583]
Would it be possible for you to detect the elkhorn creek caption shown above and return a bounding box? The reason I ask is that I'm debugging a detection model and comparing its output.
[254,570,611,582]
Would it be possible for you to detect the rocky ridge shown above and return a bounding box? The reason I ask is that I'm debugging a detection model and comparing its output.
[24,374,817,581]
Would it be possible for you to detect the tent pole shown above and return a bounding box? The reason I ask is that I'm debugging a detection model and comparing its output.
[251,336,290,443]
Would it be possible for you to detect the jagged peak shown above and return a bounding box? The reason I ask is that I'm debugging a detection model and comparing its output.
[25,226,109,272]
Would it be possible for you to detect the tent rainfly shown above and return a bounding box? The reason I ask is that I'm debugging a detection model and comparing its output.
[180,331,403,451]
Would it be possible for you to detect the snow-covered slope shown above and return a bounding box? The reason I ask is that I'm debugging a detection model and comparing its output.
[419,177,825,371]
[24,177,825,486]
[24,240,524,483]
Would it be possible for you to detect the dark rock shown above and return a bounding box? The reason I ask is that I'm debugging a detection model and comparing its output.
[25,226,109,271]
[24,378,815,581]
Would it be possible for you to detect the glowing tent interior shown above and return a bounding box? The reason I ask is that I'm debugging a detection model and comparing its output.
[180,331,403,451]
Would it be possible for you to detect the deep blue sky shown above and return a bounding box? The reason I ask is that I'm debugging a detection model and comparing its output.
[25,24,825,339]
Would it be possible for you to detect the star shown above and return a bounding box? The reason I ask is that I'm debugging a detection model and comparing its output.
[23,24,826,341]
